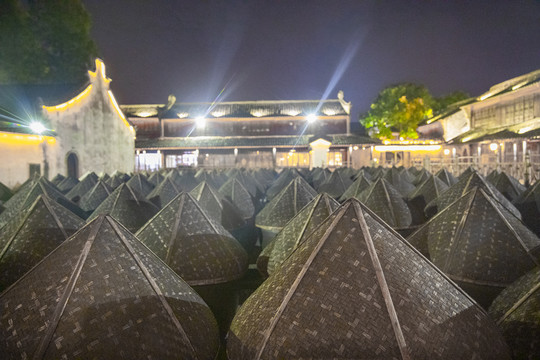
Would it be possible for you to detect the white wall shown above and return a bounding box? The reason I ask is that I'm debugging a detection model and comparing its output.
[43,60,135,178]
[0,133,53,188]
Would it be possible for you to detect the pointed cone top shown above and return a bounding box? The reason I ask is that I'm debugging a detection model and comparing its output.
[317,171,353,198]
[339,174,372,202]
[412,168,430,186]
[458,166,476,180]
[194,171,219,189]
[126,173,155,198]
[486,169,500,183]
[337,167,356,180]
[399,167,416,183]
[515,179,540,205]
[358,178,412,228]
[382,167,416,196]
[66,172,98,202]
[353,168,373,181]
[0,194,85,291]
[409,187,540,302]
[312,169,330,190]
[146,176,182,208]
[255,177,318,230]
[166,169,198,192]
[0,215,220,359]
[88,183,159,233]
[190,181,245,229]
[80,171,99,182]
[434,168,458,186]
[266,170,302,199]
[231,172,258,198]
[78,180,112,213]
[0,177,84,227]
[370,166,387,180]
[425,170,521,218]
[137,192,248,285]
[57,176,79,194]
[148,171,165,186]
[490,171,526,202]
[265,193,340,275]
[50,173,66,186]
[229,198,510,360]
[219,177,255,220]
[106,173,128,190]
[408,175,449,204]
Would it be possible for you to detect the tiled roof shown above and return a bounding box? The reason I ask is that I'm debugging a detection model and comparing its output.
[136,134,377,149]
[450,128,527,143]
[122,98,350,120]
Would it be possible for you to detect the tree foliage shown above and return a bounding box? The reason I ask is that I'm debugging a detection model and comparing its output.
[0,0,98,84]
[360,84,470,140]
[360,83,434,140]
[432,91,470,114]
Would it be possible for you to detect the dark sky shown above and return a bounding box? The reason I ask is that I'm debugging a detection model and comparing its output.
[82,0,540,118]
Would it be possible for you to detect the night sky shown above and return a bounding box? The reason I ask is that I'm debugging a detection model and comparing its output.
[82,0,540,119]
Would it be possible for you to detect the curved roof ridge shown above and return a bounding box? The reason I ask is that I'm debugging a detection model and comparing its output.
[442,187,478,272]
[478,188,540,266]
[357,198,483,309]
[32,216,104,359]
[354,201,410,360]
[496,276,540,326]
[255,204,349,360]
[106,217,198,358]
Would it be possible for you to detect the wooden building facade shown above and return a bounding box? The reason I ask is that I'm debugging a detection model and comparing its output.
[123,91,376,171]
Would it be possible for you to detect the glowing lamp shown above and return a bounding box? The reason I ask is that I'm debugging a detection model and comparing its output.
[444,149,450,155]
[353,146,359,151]
[306,114,317,123]
[489,143,498,151]
[29,122,46,134]
[195,116,206,128]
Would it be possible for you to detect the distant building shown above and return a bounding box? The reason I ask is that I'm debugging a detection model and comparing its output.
[123,91,376,171]
[415,69,540,179]
[0,59,135,188]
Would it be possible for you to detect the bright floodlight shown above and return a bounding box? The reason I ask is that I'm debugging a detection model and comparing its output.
[29,121,46,134]
[195,116,206,128]
[306,114,317,123]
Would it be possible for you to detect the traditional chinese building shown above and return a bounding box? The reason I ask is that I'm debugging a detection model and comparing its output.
[418,69,540,179]
[0,59,135,188]
[122,91,376,171]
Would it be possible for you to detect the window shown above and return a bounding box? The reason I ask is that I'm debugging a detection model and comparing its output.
[276,151,310,168]
[165,152,198,168]
[327,152,343,167]
[136,152,162,171]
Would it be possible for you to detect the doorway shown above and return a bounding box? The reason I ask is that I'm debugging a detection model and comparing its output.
[67,152,79,179]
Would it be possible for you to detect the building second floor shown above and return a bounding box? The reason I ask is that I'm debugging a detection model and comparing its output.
[122,91,352,139]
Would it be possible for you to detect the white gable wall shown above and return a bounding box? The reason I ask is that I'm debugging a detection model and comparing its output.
[43,60,135,178]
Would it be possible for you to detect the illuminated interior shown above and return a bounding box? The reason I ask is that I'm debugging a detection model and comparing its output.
[374,145,442,152]
[327,151,343,166]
